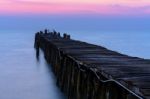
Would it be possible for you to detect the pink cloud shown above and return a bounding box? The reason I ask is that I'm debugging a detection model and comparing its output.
[0,0,150,16]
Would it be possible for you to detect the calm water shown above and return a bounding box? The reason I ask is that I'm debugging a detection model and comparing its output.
[0,32,65,99]
[0,30,150,99]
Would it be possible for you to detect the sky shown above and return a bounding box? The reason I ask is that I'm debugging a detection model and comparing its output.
[0,0,150,16]
[0,0,150,32]
[0,0,150,59]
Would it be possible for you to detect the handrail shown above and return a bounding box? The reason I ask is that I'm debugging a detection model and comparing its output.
[90,68,144,99]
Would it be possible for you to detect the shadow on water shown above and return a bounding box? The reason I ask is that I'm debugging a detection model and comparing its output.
[35,48,66,99]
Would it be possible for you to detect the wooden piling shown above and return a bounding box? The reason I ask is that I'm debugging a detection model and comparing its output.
[34,30,150,99]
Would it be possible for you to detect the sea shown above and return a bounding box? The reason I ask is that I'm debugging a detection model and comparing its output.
[0,15,150,99]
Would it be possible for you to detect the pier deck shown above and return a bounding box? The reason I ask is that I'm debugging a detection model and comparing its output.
[35,30,150,99]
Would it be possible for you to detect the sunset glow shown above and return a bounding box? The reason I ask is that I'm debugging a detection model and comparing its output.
[0,0,150,16]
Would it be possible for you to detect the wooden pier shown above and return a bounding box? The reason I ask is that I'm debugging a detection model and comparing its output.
[34,30,150,99]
